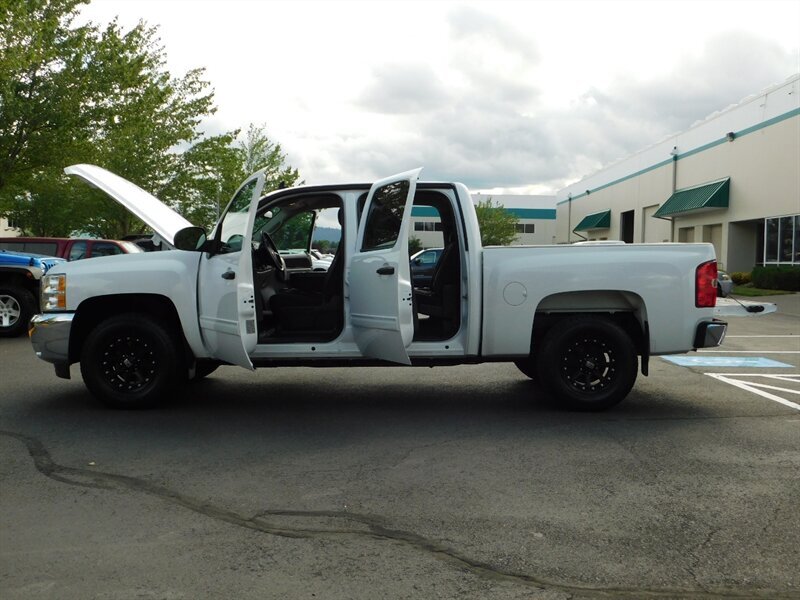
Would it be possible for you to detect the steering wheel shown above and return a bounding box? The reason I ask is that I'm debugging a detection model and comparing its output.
[259,231,287,281]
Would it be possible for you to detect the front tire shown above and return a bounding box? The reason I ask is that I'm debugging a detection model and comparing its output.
[0,285,36,338]
[80,314,182,409]
[189,359,220,381]
[536,316,638,411]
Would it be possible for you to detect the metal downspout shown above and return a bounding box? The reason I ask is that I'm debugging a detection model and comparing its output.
[669,147,678,242]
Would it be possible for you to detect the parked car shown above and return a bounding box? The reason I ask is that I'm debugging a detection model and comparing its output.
[309,249,334,271]
[0,250,65,337]
[122,234,162,252]
[0,237,143,261]
[717,269,733,297]
[278,248,332,271]
[410,248,443,288]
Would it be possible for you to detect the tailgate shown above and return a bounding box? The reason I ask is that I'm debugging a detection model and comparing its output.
[714,298,777,318]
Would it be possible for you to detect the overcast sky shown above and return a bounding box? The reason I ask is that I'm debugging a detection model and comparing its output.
[79,0,800,194]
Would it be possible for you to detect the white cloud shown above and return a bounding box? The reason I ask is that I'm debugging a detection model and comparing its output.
[78,0,800,193]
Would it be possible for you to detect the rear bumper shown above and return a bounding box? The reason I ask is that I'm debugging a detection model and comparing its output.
[694,320,727,349]
[30,312,74,378]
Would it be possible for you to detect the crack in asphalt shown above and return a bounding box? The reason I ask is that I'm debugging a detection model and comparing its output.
[2,429,796,600]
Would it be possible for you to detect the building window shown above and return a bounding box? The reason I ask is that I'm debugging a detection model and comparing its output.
[763,215,799,265]
[515,223,535,233]
[414,220,442,232]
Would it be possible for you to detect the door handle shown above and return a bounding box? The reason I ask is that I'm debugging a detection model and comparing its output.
[221,270,236,280]
[376,266,395,275]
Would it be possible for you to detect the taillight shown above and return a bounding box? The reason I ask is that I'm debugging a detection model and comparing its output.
[695,260,718,307]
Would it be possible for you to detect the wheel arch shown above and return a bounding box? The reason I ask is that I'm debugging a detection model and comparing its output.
[69,294,192,368]
[0,269,40,295]
[530,290,649,374]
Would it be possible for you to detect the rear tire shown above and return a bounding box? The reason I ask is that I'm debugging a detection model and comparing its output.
[514,357,537,380]
[80,314,182,409]
[536,316,638,411]
[0,285,36,338]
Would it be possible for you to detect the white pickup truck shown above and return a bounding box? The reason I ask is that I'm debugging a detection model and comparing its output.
[30,165,771,411]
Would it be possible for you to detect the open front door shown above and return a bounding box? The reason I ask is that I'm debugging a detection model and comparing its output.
[349,168,421,365]
[197,171,266,369]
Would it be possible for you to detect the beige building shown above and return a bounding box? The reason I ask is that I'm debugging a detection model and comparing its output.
[556,75,800,272]
[412,193,556,249]
[1,216,19,236]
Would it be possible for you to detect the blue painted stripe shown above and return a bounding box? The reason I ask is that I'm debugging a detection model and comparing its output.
[661,356,793,368]
[557,107,800,206]
[506,208,556,219]
[411,206,440,217]
[411,206,556,219]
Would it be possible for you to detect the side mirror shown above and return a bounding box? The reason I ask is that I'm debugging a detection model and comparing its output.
[413,258,422,265]
[173,226,208,251]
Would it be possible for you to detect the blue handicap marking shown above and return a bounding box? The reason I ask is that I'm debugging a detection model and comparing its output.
[661,356,793,368]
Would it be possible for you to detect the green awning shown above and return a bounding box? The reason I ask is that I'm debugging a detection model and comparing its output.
[653,178,729,219]
[573,209,611,231]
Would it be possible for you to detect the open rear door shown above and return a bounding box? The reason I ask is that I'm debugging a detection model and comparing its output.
[349,169,421,365]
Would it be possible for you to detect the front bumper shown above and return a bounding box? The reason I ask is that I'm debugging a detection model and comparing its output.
[30,312,74,378]
[694,319,727,349]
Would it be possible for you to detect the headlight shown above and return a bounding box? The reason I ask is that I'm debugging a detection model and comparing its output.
[41,274,67,311]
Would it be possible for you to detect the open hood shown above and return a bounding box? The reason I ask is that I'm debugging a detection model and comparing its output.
[64,164,193,245]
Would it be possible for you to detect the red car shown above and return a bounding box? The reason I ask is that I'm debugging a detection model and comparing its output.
[0,237,142,261]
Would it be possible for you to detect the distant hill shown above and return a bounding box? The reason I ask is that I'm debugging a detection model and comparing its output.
[313,227,341,242]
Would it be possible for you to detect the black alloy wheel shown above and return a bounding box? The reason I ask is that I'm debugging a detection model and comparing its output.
[537,316,638,411]
[81,314,182,409]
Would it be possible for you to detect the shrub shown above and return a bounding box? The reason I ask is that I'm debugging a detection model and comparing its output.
[751,266,800,291]
[730,271,751,285]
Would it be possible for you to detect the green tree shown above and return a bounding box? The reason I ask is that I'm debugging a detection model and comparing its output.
[0,2,300,238]
[0,0,108,234]
[69,20,216,238]
[408,236,423,255]
[0,0,92,195]
[474,198,518,246]
[162,131,243,230]
[270,211,313,250]
[164,124,301,231]
[239,123,299,188]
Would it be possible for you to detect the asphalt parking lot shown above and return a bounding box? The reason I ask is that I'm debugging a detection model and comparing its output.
[1,295,799,600]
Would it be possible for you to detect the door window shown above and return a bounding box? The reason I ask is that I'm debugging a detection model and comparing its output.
[270,211,314,252]
[217,179,257,253]
[310,207,342,256]
[360,180,410,252]
[419,250,439,264]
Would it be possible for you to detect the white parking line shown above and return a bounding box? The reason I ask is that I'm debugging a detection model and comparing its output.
[697,350,800,353]
[727,335,799,338]
[739,382,800,395]
[706,373,800,411]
